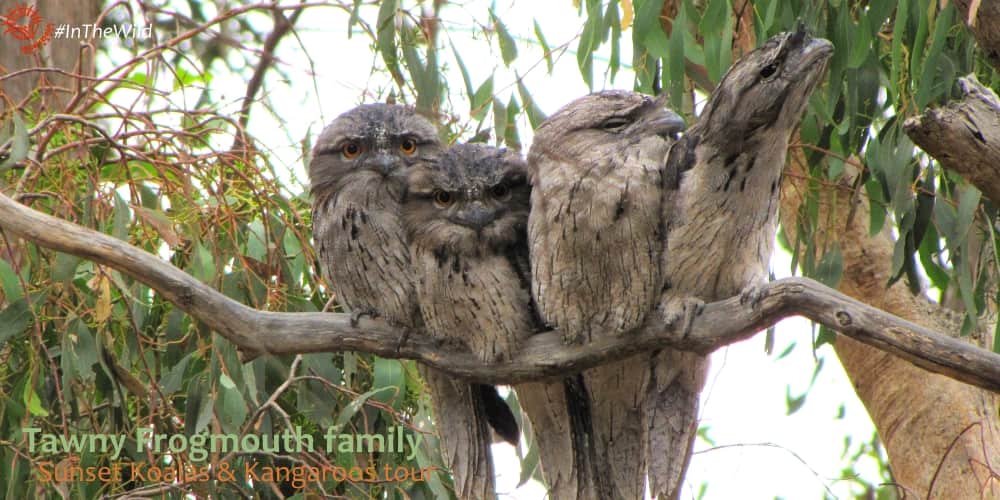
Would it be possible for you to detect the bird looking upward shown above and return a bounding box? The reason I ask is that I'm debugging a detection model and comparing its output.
[649,28,833,499]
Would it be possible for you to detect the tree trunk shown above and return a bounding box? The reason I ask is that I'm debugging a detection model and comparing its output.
[691,0,1000,494]
[1,0,101,113]
[780,147,1000,498]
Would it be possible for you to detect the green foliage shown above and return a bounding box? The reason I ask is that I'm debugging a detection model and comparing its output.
[831,429,894,500]
[746,1,998,342]
[576,0,993,496]
[492,9,520,66]
[0,5,440,498]
[0,114,28,172]
[3,0,999,497]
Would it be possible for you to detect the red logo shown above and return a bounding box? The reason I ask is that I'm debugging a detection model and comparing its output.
[2,4,54,54]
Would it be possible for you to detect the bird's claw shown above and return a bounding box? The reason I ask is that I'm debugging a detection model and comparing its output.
[350,308,378,328]
[739,284,764,309]
[660,296,705,339]
[394,329,411,354]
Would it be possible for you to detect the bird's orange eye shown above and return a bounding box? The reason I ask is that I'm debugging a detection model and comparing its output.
[342,141,362,159]
[433,190,454,208]
[400,138,417,155]
[490,184,510,200]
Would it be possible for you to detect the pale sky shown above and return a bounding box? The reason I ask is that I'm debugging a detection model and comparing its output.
[106,1,882,497]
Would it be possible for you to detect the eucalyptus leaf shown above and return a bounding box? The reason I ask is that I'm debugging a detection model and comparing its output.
[533,20,553,73]
[159,352,193,395]
[372,357,405,409]
[815,245,843,288]
[334,385,396,430]
[785,386,807,415]
[0,113,28,172]
[0,298,32,344]
[471,76,495,122]
[516,78,547,129]
[505,95,522,150]
[23,382,49,417]
[493,98,508,147]
[451,41,475,100]
[0,259,24,302]
[376,0,401,81]
[491,10,518,66]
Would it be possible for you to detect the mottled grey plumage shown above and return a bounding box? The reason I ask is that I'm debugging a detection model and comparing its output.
[403,144,529,499]
[528,91,684,344]
[309,104,516,499]
[310,103,438,329]
[528,90,685,499]
[650,29,833,499]
[403,144,535,362]
[404,143,596,500]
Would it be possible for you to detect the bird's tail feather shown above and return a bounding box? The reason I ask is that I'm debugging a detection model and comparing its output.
[419,365,497,499]
[646,350,708,500]
[478,384,521,445]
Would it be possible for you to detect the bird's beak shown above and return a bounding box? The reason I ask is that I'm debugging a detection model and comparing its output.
[452,202,496,232]
[369,152,398,177]
[649,109,686,139]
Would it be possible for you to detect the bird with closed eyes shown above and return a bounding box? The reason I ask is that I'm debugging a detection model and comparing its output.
[403,143,599,500]
[528,90,685,499]
[308,103,518,499]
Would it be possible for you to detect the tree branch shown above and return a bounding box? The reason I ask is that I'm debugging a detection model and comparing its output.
[230,5,304,152]
[1,191,1000,391]
[904,74,1000,204]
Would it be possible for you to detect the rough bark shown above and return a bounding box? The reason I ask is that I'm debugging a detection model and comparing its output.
[2,191,1000,395]
[904,74,1000,204]
[884,71,1000,498]
[780,147,1000,499]
[0,0,102,113]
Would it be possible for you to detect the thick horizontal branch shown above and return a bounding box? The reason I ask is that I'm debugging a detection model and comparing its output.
[904,74,1000,205]
[2,191,1000,391]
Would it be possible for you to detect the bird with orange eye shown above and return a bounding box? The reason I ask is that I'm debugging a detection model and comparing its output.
[308,103,443,327]
[339,136,418,159]
[402,142,535,363]
[310,106,523,500]
[404,144,530,258]
[334,134,424,179]
[402,143,599,500]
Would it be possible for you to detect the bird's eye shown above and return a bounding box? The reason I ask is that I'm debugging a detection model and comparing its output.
[760,62,779,78]
[433,190,454,208]
[490,184,511,200]
[400,138,417,155]
[342,141,362,159]
[600,117,631,131]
